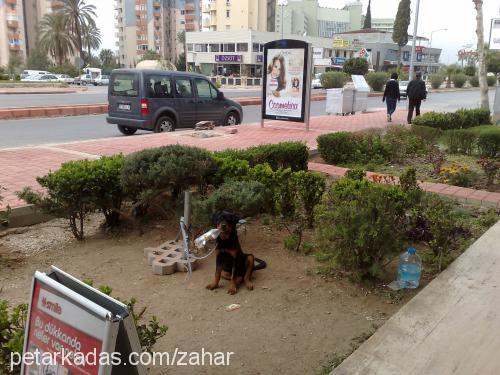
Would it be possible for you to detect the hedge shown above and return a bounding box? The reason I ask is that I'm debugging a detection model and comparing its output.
[412,108,491,130]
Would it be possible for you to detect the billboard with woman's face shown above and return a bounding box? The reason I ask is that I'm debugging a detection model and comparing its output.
[262,40,311,122]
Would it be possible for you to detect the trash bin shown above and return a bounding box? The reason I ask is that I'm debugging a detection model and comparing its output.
[326,86,354,116]
[352,75,370,113]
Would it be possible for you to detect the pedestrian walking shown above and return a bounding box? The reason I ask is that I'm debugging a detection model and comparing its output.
[382,72,401,122]
[406,72,427,124]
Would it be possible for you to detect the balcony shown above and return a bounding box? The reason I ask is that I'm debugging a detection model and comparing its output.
[9,44,21,51]
[154,20,161,28]
[51,1,64,8]
[185,14,194,22]
[8,32,20,39]
[154,10,161,18]
[6,0,17,5]
[6,20,19,28]
[185,23,195,31]
[185,5,194,11]
[153,1,161,8]
[202,4,210,13]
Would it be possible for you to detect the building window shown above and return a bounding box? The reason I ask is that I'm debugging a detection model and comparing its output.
[209,43,220,52]
[252,43,259,52]
[317,20,348,38]
[226,10,230,18]
[194,44,208,52]
[187,44,193,52]
[222,43,235,52]
[237,43,248,52]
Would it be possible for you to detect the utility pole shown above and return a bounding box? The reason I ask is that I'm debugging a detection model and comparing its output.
[408,0,421,81]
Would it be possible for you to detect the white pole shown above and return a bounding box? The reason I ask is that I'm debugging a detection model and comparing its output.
[408,0,421,81]
[281,4,284,40]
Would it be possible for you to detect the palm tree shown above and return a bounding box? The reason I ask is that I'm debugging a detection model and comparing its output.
[99,49,115,67]
[473,0,489,109]
[39,13,76,65]
[82,22,101,59]
[60,0,97,60]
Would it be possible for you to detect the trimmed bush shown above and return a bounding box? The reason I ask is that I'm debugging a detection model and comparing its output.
[443,129,477,155]
[383,125,427,163]
[365,72,388,91]
[487,75,497,87]
[343,58,369,75]
[293,171,326,228]
[315,178,409,280]
[121,145,216,204]
[412,108,491,130]
[469,75,479,87]
[477,128,500,157]
[317,132,357,164]
[430,74,444,89]
[464,65,476,76]
[212,156,250,186]
[17,155,125,240]
[452,73,467,88]
[215,142,308,171]
[410,125,443,145]
[320,71,347,89]
[192,180,272,225]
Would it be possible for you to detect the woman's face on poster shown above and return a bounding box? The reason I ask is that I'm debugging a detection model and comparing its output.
[271,59,281,79]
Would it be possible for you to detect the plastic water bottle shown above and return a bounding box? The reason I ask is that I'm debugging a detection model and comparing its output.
[397,247,422,289]
[194,228,220,248]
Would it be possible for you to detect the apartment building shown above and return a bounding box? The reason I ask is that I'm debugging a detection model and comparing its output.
[202,0,276,32]
[371,18,395,33]
[0,0,27,67]
[22,0,63,56]
[115,0,201,68]
[275,0,363,38]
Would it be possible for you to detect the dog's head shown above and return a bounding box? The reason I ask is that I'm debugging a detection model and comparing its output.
[212,211,240,240]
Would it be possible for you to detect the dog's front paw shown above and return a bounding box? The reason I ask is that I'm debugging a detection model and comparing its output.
[227,283,237,295]
[244,280,254,291]
[206,282,218,290]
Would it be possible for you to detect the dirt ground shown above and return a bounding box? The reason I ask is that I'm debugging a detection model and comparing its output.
[0,216,410,375]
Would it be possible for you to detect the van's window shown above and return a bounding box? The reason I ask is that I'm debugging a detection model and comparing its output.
[195,79,217,100]
[111,73,138,97]
[148,76,173,98]
[175,78,193,98]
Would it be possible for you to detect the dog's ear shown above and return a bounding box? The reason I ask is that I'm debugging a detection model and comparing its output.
[212,211,223,226]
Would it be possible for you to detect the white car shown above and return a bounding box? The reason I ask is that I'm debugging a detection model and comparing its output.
[56,74,75,84]
[399,80,409,99]
[312,73,323,89]
[37,74,60,82]
[94,75,110,86]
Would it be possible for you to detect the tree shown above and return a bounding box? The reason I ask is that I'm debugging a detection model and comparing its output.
[486,49,500,75]
[463,65,476,76]
[60,0,97,60]
[392,0,411,66]
[26,46,51,70]
[7,54,23,77]
[363,0,372,29]
[82,22,101,60]
[440,64,462,88]
[473,0,489,109]
[39,13,76,65]
[343,58,369,75]
[99,49,115,67]
[140,50,161,61]
[177,30,187,71]
[176,52,186,72]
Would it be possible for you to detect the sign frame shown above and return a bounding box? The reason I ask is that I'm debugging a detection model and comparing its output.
[261,39,312,125]
[489,18,500,50]
[21,266,147,375]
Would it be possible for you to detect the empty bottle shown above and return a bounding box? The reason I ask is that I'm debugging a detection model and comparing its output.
[397,247,422,289]
[194,228,221,248]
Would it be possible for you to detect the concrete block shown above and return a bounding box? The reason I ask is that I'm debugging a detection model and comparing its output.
[144,240,198,275]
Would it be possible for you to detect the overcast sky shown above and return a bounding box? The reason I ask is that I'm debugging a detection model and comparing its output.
[88,0,500,64]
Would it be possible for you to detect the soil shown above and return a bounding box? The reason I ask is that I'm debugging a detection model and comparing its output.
[0,216,411,375]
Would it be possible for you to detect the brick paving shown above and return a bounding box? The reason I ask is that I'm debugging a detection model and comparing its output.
[1,108,499,210]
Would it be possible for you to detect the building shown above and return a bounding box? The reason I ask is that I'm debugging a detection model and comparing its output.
[0,0,27,67]
[371,18,394,33]
[334,29,442,74]
[186,29,351,82]
[115,0,201,68]
[201,0,276,32]
[275,0,363,38]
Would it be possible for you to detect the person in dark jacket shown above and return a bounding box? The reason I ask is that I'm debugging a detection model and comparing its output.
[406,72,427,124]
[382,72,401,122]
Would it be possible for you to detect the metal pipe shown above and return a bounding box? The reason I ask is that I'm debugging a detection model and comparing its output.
[408,0,421,81]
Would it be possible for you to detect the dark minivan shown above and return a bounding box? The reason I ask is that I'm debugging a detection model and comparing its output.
[107,69,243,135]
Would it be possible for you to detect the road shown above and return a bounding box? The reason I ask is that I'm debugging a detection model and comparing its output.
[0,85,269,108]
[0,90,496,149]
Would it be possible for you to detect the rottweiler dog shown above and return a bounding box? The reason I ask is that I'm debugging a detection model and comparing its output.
[206,211,255,295]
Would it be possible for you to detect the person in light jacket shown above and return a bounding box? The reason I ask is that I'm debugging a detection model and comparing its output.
[382,72,401,122]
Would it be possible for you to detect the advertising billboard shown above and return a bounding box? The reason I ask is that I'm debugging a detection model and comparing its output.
[262,39,311,123]
[490,18,500,50]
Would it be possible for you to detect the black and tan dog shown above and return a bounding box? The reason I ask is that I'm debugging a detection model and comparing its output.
[206,211,260,295]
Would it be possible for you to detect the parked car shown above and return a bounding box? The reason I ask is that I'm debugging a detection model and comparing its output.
[56,74,75,84]
[75,74,94,85]
[20,70,50,80]
[312,73,323,89]
[399,80,409,99]
[107,69,243,135]
[94,75,109,86]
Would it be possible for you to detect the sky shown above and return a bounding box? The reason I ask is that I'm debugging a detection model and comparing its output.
[89,0,500,64]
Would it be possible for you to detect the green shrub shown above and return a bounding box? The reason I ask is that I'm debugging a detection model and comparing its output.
[320,71,347,89]
[487,75,497,87]
[317,132,356,164]
[121,145,216,205]
[0,300,27,374]
[440,163,478,187]
[430,74,444,89]
[192,180,272,225]
[293,171,326,228]
[386,68,409,81]
[345,168,366,180]
[412,108,491,130]
[365,72,388,91]
[469,75,479,87]
[212,156,250,186]
[410,125,442,145]
[18,155,125,240]
[342,58,369,75]
[464,65,476,76]
[477,128,500,157]
[215,142,308,171]
[477,157,499,185]
[382,125,427,163]
[443,129,477,155]
[315,178,409,280]
[452,73,467,88]
[50,62,80,78]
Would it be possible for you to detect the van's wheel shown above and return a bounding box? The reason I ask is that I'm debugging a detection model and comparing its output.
[117,125,137,135]
[154,116,175,133]
[224,111,240,126]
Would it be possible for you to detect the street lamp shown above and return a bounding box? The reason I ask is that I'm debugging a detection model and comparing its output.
[408,0,421,81]
[278,0,288,40]
[428,28,447,73]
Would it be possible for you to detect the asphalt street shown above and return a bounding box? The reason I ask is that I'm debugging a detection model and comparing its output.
[0,90,496,149]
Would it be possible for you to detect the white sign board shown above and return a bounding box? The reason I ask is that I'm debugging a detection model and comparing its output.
[490,18,500,50]
[313,48,323,59]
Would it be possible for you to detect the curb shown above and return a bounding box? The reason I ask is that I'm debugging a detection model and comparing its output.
[0,90,82,95]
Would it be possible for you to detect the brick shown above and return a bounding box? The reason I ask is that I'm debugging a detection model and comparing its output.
[45,108,62,117]
[29,108,46,117]
[0,110,13,119]
[11,109,29,118]
[74,106,90,116]
[59,107,75,116]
